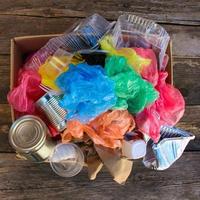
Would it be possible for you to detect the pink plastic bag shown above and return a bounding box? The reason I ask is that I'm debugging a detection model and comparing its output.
[136,72,185,143]
[7,69,45,114]
[133,48,158,86]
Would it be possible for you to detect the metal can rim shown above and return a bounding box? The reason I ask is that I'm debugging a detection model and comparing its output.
[9,115,47,153]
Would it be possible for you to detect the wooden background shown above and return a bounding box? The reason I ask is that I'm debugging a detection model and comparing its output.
[0,1,200,199]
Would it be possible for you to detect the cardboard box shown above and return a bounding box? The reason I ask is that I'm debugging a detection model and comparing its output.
[10,35,173,122]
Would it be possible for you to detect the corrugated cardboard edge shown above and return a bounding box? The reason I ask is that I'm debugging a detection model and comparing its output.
[10,39,15,122]
[10,34,60,122]
[166,40,173,85]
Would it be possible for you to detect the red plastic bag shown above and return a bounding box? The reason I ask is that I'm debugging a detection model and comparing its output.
[7,69,45,114]
[133,48,158,86]
[136,72,185,143]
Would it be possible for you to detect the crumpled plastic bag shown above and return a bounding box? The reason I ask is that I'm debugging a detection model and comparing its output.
[111,14,170,70]
[100,35,151,73]
[133,48,158,86]
[38,49,73,91]
[136,72,185,142]
[56,63,117,123]
[23,14,113,71]
[62,110,135,149]
[7,69,45,113]
[105,56,159,114]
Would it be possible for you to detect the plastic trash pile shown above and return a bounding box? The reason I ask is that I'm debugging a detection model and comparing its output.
[7,13,194,184]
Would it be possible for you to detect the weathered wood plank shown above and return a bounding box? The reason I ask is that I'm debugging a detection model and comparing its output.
[0,0,199,25]
[0,55,9,104]
[0,152,199,200]
[1,56,200,105]
[0,104,199,152]
[0,104,12,152]
[173,58,200,105]
[0,16,199,55]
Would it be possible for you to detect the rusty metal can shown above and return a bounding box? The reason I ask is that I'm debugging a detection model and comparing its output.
[9,115,56,162]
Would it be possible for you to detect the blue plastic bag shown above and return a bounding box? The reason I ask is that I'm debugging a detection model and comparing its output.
[56,63,117,123]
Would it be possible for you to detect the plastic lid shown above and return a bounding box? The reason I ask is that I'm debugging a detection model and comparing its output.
[49,143,84,177]
[131,140,147,159]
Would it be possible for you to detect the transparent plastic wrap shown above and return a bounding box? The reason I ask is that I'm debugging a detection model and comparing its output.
[143,126,195,170]
[24,14,113,71]
[112,14,170,70]
[38,48,73,91]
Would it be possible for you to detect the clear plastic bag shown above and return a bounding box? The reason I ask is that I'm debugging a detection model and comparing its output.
[24,14,113,71]
[111,14,170,70]
[56,62,117,123]
[143,126,195,170]
[7,69,45,113]
[136,72,185,142]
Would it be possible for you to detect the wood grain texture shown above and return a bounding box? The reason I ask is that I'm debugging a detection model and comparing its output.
[0,104,199,152]
[0,1,199,198]
[173,58,200,105]
[0,0,199,25]
[0,152,199,200]
[0,17,199,55]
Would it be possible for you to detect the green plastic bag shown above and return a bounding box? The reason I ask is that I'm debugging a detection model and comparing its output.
[105,56,159,114]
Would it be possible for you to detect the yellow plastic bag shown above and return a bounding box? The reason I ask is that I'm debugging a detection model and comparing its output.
[100,35,151,73]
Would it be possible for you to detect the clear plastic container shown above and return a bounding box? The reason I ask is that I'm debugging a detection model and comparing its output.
[49,143,84,177]
[112,14,170,70]
[23,14,113,71]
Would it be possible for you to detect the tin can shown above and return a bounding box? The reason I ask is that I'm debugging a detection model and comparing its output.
[36,93,67,132]
[9,115,56,162]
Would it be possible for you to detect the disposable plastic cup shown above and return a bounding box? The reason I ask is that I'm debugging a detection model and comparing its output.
[49,143,84,177]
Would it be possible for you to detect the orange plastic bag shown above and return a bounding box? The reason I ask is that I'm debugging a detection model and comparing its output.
[62,110,135,148]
